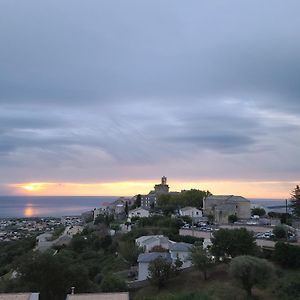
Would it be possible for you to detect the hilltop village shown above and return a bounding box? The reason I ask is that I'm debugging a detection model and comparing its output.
[0,178,300,300]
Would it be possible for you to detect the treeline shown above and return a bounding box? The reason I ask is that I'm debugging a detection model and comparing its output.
[157,189,211,214]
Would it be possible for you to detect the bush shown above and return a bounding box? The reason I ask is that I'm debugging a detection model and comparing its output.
[251,207,266,216]
[275,273,300,300]
[273,242,300,268]
[100,274,127,292]
[273,225,288,239]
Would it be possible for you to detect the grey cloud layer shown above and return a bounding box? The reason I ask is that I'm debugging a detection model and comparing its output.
[0,0,300,186]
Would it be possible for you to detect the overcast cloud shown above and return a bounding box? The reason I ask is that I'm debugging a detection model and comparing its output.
[0,0,300,194]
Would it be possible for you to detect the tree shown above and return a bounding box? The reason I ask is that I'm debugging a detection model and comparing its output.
[228,214,238,224]
[211,228,256,259]
[173,255,183,275]
[100,274,127,292]
[15,252,91,300]
[273,225,288,239]
[118,240,143,265]
[148,256,173,288]
[229,255,274,296]
[190,246,213,280]
[125,202,129,216]
[135,194,142,208]
[290,185,300,217]
[251,207,266,216]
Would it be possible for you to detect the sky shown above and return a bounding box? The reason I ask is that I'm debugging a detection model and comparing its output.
[0,1,300,198]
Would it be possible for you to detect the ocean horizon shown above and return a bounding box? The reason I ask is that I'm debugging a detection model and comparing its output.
[0,195,288,218]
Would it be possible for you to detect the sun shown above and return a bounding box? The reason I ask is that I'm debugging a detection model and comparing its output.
[19,183,47,192]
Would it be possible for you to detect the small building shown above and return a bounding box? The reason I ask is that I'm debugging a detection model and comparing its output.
[128,207,150,219]
[203,195,251,224]
[169,242,193,268]
[66,292,129,300]
[137,252,172,281]
[179,207,203,220]
[136,235,170,252]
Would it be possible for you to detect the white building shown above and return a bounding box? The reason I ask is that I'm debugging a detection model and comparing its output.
[136,235,170,252]
[169,242,193,268]
[137,252,172,281]
[179,207,202,219]
[128,207,150,219]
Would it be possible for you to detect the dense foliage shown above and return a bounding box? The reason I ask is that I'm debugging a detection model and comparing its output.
[211,228,257,259]
[272,242,300,268]
[157,189,211,214]
[0,226,128,300]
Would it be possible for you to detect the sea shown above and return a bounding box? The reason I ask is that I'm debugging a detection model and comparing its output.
[0,196,287,218]
[0,196,118,218]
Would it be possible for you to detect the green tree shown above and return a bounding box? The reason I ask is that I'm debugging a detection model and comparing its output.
[211,228,256,259]
[118,240,143,265]
[251,207,266,216]
[15,252,91,300]
[100,274,127,292]
[273,225,288,239]
[148,256,173,288]
[228,214,238,224]
[229,255,274,296]
[173,255,183,275]
[290,185,300,217]
[125,202,129,216]
[190,246,213,280]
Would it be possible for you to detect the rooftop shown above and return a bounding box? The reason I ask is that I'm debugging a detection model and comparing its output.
[66,293,129,300]
[138,252,172,263]
[0,293,39,300]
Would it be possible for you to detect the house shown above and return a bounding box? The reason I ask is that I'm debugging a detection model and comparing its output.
[137,252,172,281]
[136,235,170,252]
[203,195,251,224]
[169,242,193,268]
[128,207,150,219]
[65,292,129,300]
[179,207,202,220]
[0,294,39,300]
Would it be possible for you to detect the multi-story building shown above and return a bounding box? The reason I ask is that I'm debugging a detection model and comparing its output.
[141,176,169,208]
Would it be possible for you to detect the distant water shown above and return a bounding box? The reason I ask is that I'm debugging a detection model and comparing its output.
[0,196,287,218]
[249,198,287,207]
[0,196,118,218]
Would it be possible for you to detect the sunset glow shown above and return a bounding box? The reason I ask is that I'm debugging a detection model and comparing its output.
[9,179,298,199]
[18,183,49,192]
